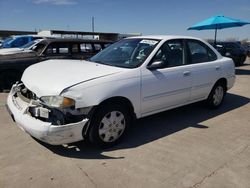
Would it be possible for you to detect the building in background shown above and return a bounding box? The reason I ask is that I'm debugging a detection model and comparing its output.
[0,29,141,42]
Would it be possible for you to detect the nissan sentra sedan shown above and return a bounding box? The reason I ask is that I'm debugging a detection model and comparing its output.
[6,35,235,148]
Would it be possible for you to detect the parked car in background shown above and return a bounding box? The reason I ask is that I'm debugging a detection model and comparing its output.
[0,38,112,91]
[0,35,55,48]
[0,40,3,47]
[6,35,235,148]
[0,39,44,55]
[212,42,247,66]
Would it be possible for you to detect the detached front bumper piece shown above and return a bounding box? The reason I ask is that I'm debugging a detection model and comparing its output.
[6,84,89,145]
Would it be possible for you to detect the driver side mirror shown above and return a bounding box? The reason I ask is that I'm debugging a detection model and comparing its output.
[147,61,165,70]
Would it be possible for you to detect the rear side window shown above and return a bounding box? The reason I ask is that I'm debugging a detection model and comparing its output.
[187,40,217,64]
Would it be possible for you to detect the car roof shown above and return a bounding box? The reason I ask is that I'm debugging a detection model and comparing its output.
[127,35,204,41]
[41,38,113,43]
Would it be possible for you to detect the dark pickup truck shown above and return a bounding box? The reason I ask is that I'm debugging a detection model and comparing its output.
[0,38,112,91]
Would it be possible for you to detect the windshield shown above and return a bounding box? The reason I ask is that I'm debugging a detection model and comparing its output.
[90,38,159,68]
[2,37,14,48]
[21,40,37,49]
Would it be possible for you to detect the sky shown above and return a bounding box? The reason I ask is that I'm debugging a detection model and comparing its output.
[0,0,250,40]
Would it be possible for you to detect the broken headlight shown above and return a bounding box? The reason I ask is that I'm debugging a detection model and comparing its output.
[40,96,75,108]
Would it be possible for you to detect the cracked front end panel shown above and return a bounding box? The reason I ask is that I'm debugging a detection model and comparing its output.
[6,83,89,145]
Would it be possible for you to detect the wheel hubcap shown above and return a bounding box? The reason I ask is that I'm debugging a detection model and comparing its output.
[98,111,125,142]
[213,86,224,106]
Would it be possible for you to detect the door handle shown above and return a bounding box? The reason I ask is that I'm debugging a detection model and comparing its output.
[183,71,191,77]
[215,66,221,70]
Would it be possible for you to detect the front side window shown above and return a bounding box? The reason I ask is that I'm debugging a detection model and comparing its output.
[45,44,57,54]
[33,43,46,54]
[187,40,217,64]
[151,40,185,68]
[90,38,159,68]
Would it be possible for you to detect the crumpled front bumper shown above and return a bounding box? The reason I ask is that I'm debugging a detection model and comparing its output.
[6,84,89,145]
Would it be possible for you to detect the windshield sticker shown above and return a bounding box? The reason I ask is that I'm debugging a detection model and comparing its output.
[140,40,158,45]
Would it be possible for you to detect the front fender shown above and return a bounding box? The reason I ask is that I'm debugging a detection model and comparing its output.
[62,71,141,118]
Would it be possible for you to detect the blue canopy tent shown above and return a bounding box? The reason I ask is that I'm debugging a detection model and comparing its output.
[188,15,250,45]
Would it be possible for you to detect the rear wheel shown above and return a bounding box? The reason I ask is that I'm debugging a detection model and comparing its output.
[88,103,131,148]
[206,82,226,109]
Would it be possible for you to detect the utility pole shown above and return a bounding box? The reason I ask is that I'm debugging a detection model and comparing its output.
[92,16,95,39]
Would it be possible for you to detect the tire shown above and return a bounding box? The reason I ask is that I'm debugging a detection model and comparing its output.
[206,82,226,109]
[88,103,131,148]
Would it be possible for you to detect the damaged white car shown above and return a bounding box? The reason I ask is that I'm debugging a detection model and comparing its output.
[6,36,235,147]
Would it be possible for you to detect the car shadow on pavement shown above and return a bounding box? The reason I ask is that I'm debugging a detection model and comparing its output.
[39,93,250,159]
[235,68,250,75]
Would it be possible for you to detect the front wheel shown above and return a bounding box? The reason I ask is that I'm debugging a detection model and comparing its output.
[88,103,131,148]
[206,83,226,109]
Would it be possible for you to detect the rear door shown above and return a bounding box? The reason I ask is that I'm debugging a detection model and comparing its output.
[186,39,222,101]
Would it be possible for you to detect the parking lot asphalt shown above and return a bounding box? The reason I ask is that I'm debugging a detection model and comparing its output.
[0,59,250,188]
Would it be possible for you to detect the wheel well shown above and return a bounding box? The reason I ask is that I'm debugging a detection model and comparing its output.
[215,78,227,91]
[98,97,136,119]
[82,96,136,137]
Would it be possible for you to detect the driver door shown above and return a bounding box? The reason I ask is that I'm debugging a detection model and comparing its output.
[141,39,192,116]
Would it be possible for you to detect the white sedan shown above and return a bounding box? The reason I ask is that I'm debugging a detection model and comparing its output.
[6,35,235,148]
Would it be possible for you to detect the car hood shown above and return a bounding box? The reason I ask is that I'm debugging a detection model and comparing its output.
[22,59,124,97]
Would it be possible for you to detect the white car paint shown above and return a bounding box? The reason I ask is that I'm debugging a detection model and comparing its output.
[7,35,235,145]
[22,60,125,97]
